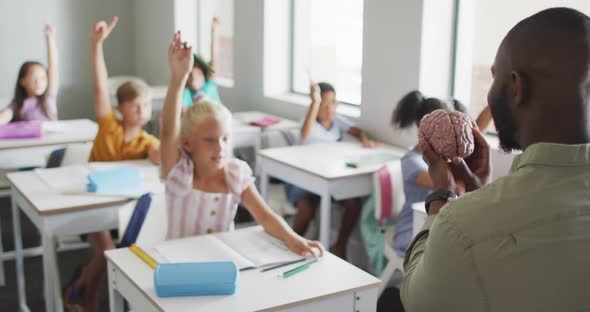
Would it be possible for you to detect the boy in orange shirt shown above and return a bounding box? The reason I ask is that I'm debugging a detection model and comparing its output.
[64,16,159,312]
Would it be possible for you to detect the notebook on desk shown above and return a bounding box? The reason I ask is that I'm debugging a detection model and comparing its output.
[146,226,305,271]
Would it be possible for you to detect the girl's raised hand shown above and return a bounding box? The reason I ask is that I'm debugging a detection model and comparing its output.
[91,16,118,43]
[167,31,194,79]
[44,21,55,38]
[309,82,321,104]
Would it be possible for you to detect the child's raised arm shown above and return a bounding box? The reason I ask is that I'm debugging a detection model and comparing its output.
[90,16,118,120]
[45,22,59,98]
[160,31,194,180]
[208,17,219,78]
[300,82,321,141]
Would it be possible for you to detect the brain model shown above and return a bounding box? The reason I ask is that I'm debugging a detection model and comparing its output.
[418,109,475,159]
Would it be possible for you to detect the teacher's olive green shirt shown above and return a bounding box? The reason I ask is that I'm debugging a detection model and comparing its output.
[401,143,590,312]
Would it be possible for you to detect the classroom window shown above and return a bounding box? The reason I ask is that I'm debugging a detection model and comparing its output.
[453,0,590,128]
[198,0,234,81]
[291,0,364,105]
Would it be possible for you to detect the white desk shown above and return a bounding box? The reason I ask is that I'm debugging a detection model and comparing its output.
[0,119,97,152]
[0,119,97,169]
[7,160,163,312]
[259,142,406,247]
[106,227,380,312]
[0,119,97,288]
[232,111,299,149]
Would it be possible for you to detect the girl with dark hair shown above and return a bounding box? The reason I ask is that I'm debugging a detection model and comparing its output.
[0,22,59,124]
[391,90,466,257]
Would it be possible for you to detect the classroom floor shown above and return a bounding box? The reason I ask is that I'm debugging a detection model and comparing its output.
[0,196,108,311]
[0,196,404,312]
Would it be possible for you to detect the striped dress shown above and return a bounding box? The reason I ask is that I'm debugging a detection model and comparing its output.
[165,150,255,239]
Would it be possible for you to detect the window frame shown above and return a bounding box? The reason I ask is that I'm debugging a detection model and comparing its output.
[288,0,364,107]
[450,0,497,135]
[195,0,235,83]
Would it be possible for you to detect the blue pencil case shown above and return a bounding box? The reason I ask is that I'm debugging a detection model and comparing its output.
[87,166,141,193]
[154,262,239,297]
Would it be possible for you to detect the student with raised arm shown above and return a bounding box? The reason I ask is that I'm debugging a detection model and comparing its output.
[87,16,160,164]
[161,31,323,256]
[63,16,160,312]
[285,82,380,259]
[0,22,59,124]
[182,17,222,107]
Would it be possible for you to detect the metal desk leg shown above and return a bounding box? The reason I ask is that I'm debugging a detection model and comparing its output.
[319,188,332,248]
[12,191,28,311]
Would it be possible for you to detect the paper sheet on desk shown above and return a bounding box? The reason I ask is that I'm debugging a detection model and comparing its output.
[34,165,90,193]
[35,164,163,196]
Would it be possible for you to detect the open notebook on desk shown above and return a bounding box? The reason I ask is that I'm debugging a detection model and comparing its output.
[145,226,305,271]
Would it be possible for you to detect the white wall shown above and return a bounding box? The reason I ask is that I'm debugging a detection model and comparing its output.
[419,0,455,98]
[174,0,198,48]
[473,0,590,66]
[360,0,424,148]
[0,0,135,119]
[133,0,175,86]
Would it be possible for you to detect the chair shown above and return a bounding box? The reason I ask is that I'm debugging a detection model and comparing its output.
[46,147,66,168]
[61,143,93,166]
[119,192,168,245]
[371,160,406,296]
[260,128,300,217]
[118,193,153,248]
[108,76,141,93]
[46,143,93,168]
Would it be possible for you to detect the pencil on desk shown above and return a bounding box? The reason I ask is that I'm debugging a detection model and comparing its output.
[278,259,318,278]
[130,244,158,269]
[261,258,306,272]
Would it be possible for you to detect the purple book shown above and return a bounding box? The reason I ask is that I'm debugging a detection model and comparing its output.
[250,116,280,128]
[0,121,43,139]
